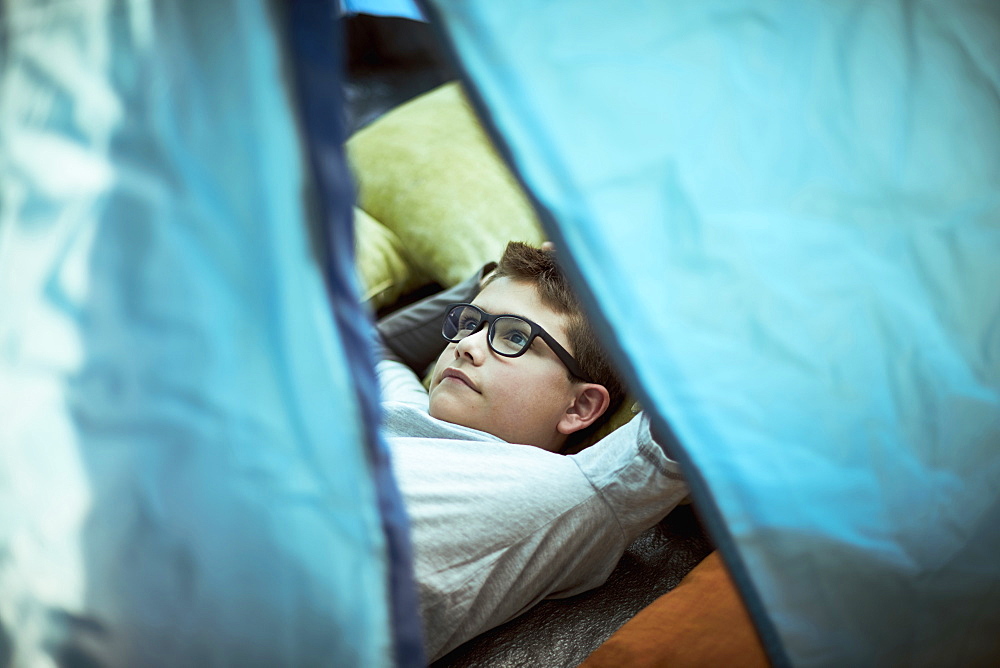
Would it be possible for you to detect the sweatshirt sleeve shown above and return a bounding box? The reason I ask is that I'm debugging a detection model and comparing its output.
[376,359,432,408]
[570,413,689,544]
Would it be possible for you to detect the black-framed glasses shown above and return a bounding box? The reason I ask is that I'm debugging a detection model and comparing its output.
[442,303,593,383]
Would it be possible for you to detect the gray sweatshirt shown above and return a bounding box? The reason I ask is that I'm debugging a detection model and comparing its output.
[377,359,688,660]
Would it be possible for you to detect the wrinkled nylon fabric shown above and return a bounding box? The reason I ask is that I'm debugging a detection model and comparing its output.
[286,1,425,664]
[0,2,392,665]
[424,1,1000,665]
[340,0,424,21]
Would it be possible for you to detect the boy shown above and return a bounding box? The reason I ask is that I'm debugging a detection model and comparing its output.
[376,242,688,660]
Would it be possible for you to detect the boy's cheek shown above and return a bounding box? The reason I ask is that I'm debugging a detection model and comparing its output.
[428,353,449,390]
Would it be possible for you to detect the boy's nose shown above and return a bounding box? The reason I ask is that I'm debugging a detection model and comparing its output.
[454,327,489,364]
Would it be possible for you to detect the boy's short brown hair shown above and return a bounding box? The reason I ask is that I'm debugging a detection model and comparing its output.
[483,242,626,436]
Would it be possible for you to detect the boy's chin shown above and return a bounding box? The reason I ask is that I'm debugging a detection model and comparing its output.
[427,392,459,423]
[429,393,478,431]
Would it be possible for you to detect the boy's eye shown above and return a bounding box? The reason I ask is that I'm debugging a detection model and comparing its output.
[458,315,481,331]
[493,318,533,353]
[504,330,528,347]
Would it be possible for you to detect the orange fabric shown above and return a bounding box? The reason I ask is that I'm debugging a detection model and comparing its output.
[580,551,769,667]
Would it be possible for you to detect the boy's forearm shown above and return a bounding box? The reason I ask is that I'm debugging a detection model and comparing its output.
[376,262,496,375]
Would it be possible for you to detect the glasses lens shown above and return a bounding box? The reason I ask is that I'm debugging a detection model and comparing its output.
[491,317,533,355]
[444,305,484,340]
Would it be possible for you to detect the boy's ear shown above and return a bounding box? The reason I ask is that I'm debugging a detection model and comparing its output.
[557,384,611,435]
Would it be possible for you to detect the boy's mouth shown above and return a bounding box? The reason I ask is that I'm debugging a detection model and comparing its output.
[441,368,481,393]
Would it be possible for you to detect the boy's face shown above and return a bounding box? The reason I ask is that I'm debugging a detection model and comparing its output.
[428,277,580,451]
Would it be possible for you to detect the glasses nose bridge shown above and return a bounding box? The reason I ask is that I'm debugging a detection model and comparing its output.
[454,315,491,355]
[469,312,493,340]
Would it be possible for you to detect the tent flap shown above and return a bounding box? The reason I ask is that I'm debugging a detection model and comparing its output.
[423,0,1000,664]
[0,2,401,664]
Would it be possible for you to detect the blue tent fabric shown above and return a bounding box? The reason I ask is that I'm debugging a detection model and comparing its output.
[0,1,402,665]
[340,0,425,21]
[285,1,425,664]
[422,0,1000,665]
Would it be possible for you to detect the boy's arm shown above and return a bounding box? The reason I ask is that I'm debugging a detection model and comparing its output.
[375,262,496,374]
[571,414,689,546]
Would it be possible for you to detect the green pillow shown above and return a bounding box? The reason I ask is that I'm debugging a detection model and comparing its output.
[354,206,427,309]
[348,82,544,287]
